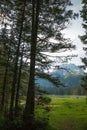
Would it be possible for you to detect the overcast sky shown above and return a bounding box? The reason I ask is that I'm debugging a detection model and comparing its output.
[62,0,85,66]
[47,0,86,67]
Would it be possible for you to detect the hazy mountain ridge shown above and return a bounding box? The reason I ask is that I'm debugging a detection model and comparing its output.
[36,64,85,88]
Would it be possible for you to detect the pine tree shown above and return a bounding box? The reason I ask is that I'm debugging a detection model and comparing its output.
[9,0,27,119]
[80,0,87,101]
[23,0,77,126]
[14,46,24,116]
[23,0,41,124]
[0,14,12,112]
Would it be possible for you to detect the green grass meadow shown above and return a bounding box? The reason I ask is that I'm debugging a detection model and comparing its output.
[47,96,87,130]
[0,95,87,130]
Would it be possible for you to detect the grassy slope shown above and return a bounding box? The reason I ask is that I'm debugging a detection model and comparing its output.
[47,96,87,130]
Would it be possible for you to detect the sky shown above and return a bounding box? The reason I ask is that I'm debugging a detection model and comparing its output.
[61,0,85,66]
[46,0,86,68]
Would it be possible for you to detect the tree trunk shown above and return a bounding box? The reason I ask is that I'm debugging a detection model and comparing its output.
[1,52,10,111]
[9,0,26,120]
[15,47,24,116]
[23,0,40,124]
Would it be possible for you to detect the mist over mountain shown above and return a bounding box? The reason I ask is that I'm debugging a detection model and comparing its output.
[36,64,84,88]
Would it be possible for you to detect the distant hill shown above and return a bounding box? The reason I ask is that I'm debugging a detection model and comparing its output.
[36,64,84,88]
[53,64,84,87]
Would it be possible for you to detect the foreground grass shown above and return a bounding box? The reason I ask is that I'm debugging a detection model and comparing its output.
[47,96,87,130]
[0,95,87,130]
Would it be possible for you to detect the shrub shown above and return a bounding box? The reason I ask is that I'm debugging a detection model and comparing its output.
[35,116,49,130]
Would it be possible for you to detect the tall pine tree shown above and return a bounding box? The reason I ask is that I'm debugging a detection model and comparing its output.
[80,0,87,101]
[23,0,77,126]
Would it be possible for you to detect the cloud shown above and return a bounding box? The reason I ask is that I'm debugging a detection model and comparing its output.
[60,0,86,65]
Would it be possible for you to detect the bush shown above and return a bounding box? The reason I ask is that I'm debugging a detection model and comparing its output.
[35,96,51,130]
[0,118,23,130]
[36,96,51,106]
[35,116,49,130]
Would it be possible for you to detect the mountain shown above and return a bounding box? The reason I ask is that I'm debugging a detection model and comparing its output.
[53,64,84,77]
[36,64,84,88]
[52,64,84,87]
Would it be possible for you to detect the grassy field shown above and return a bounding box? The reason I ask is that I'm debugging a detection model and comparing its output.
[47,96,87,130]
[0,95,87,130]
